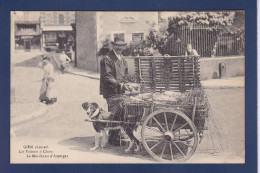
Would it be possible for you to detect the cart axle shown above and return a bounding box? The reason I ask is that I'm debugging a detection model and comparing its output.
[164,131,174,142]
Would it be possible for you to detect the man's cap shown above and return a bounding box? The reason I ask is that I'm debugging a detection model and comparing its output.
[111,41,127,46]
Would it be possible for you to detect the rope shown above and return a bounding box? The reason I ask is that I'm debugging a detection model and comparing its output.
[208,107,228,150]
[204,104,228,154]
[207,116,216,153]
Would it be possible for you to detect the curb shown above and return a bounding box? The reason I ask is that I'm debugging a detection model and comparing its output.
[69,71,100,80]
[11,106,48,127]
[69,71,244,89]
[65,70,245,89]
[201,86,244,89]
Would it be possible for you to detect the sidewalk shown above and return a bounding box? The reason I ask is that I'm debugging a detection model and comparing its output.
[11,101,48,137]
[201,76,244,89]
[69,68,100,80]
[69,69,245,89]
[11,102,48,127]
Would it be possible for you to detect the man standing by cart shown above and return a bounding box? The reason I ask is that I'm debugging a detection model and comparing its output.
[100,41,130,146]
[185,43,198,56]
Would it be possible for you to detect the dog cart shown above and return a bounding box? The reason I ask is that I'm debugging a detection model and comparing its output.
[86,55,208,162]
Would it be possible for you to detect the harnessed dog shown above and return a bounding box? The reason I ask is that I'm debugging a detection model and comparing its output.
[82,102,141,152]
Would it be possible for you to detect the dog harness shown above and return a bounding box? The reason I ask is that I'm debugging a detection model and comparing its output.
[91,108,111,120]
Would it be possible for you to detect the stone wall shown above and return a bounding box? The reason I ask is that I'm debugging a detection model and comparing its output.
[199,56,244,80]
[76,12,98,71]
[123,56,245,80]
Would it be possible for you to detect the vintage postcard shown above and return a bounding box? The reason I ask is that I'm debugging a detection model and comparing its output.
[10,11,245,163]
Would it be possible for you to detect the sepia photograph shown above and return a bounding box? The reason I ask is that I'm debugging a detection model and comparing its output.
[10,11,245,163]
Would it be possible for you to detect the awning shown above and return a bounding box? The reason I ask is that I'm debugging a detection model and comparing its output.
[21,36,34,39]
[42,26,73,31]
[15,31,41,36]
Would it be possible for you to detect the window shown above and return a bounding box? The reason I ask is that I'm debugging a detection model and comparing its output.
[15,36,24,50]
[45,32,57,46]
[132,33,144,42]
[44,13,55,25]
[59,14,65,25]
[113,33,125,42]
[17,24,36,32]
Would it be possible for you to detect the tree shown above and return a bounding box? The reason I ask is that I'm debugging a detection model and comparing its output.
[130,20,169,56]
[122,21,169,56]
[230,11,245,54]
[166,11,244,56]
[167,12,236,35]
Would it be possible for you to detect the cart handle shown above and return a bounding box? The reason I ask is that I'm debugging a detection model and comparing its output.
[85,119,136,124]
[134,55,200,58]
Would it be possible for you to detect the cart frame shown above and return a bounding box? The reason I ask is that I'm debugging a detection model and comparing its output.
[85,55,208,162]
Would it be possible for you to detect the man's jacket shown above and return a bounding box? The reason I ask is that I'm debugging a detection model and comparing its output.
[100,50,128,99]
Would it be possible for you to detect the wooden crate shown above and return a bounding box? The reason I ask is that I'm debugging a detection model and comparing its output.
[123,101,208,131]
[135,56,201,93]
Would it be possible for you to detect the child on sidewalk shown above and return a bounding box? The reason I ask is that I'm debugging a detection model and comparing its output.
[60,51,71,74]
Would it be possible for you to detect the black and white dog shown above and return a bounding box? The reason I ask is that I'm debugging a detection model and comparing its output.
[82,102,141,152]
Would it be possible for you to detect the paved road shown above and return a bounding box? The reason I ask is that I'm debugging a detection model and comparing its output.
[11,61,245,163]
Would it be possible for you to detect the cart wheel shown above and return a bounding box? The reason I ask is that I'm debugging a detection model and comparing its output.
[141,109,198,162]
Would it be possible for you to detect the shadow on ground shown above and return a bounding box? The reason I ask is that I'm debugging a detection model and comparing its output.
[15,54,61,72]
[58,136,154,162]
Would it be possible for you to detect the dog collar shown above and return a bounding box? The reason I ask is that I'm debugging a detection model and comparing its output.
[90,108,100,119]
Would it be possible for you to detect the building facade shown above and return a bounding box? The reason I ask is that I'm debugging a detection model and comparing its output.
[75,12,97,71]
[13,12,41,52]
[76,11,159,72]
[40,11,75,51]
[96,12,158,51]
[12,11,76,52]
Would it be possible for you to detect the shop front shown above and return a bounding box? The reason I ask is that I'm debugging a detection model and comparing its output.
[15,35,41,51]
[14,21,41,51]
[42,26,74,52]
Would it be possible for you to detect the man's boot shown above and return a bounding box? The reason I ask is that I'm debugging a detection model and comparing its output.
[108,130,121,146]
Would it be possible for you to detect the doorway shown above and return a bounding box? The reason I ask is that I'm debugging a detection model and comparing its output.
[24,40,31,51]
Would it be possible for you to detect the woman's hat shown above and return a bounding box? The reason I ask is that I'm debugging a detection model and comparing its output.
[42,55,50,61]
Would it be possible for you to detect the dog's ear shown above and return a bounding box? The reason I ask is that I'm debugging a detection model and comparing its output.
[82,102,90,111]
[91,102,99,109]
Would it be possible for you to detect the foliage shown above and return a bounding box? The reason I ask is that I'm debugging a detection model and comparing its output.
[167,12,236,35]
[224,11,245,33]
[166,11,245,56]
[98,38,110,56]
[223,11,245,55]
[121,21,169,56]
[98,11,245,57]
[121,33,167,56]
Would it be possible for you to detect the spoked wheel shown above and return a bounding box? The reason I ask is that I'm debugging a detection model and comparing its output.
[141,109,198,162]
